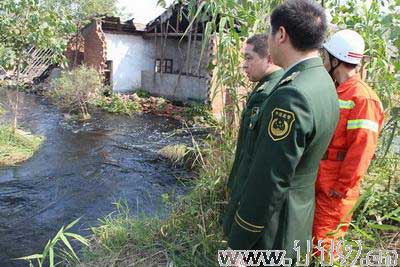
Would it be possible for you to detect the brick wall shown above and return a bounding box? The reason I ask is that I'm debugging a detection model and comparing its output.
[83,20,107,73]
[65,36,85,68]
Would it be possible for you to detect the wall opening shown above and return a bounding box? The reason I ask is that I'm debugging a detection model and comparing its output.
[104,60,113,86]
[155,59,173,74]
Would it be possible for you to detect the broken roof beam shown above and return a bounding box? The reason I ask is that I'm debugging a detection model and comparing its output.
[143,32,203,38]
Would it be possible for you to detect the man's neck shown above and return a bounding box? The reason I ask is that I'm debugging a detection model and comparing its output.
[282,50,319,69]
[335,68,358,84]
[262,65,282,78]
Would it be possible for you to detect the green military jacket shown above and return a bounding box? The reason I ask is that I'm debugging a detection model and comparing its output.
[227,69,284,191]
[223,58,339,258]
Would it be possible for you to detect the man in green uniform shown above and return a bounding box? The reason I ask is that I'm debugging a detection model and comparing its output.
[227,34,283,193]
[223,0,339,262]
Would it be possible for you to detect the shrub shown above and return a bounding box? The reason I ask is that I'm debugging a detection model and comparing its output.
[134,89,151,98]
[185,103,217,126]
[48,66,103,120]
[95,93,141,116]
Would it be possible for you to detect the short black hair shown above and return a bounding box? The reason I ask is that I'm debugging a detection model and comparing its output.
[270,0,327,51]
[343,62,358,69]
[246,34,269,58]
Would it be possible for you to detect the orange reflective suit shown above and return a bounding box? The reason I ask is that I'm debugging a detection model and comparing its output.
[313,75,384,245]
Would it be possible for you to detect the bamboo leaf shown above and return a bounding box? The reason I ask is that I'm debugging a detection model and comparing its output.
[59,234,78,260]
[65,217,81,231]
[15,254,44,260]
[387,216,400,222]
[64,232,90,246]
[180,1,208,41]
[367,223,400,231]
[349,223,375,241]
[49,246,54,267]
[41,239,52,260]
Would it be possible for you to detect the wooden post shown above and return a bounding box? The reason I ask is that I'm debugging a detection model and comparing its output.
[190,18,199,75]
[163,20,171,67]
[185,24,193,74]
[153,25,158,81]
[160,22,165,77]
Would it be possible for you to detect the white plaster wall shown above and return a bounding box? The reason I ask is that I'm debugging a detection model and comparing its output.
[104,33,155,92]
[155,38,207,76]
[141,71,208,102]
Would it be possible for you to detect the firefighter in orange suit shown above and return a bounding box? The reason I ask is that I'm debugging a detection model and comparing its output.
[313,30,384,249]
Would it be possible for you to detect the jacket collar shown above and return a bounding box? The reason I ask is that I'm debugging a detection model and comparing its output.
[284,57,323,77]
[337,74,362,93]
[255,69,285,89]
[266,57,324,97]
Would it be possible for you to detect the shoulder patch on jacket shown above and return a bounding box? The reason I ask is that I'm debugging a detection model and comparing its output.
[268,108,296,141]
[256,81,270,92]
[279,71,300,86]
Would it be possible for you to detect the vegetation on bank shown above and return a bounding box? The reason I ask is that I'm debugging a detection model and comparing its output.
[45,65,215,125]
[48,66,104,121]
[94,93,142,116]
[0,125,43,166]
[95,91,217,126]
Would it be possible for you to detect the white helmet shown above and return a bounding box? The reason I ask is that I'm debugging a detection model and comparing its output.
[323,29,365,65]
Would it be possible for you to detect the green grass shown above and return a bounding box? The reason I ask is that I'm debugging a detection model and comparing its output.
[0,125,43,166]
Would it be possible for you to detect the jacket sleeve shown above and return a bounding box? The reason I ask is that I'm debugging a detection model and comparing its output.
[227,89,257,190]
[228,87,314,249]
[332,98,384,195]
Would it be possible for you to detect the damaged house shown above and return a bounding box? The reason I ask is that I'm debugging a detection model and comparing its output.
[66,2,226,118]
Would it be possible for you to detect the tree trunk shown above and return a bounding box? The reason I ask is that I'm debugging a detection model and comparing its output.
[12,58,21,133]
[73,22,81,68]
[12,92,18,133]
[15,57,21,84]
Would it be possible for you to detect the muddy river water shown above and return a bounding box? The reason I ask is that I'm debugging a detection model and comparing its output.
[0,90,193,266]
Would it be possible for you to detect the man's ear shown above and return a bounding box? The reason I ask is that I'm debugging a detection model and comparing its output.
[267,55,274,64]
[277,26,287,44]
[331,57,339,68]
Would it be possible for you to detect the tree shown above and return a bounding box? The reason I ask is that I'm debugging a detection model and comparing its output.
[45,0,118,66]
[0,0,75,79]
[0,0,118,72]
[0,0,76,132]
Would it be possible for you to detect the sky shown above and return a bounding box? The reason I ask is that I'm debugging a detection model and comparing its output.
[117,0,175,24]
[117,0,390,24]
